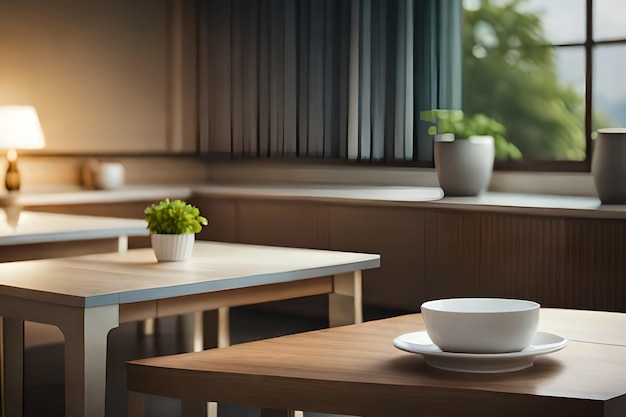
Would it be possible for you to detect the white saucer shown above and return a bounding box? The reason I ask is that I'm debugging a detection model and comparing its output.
[393,331,567,373]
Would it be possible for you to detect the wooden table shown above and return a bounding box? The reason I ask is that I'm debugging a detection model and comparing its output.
[128,308,626,417]
[0,210,150,416]
[0,210,150,375]
[0,210,149,261]
[0,241,379,417]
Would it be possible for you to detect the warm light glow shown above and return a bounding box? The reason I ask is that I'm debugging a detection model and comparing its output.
[6,149,17,162]
[0,106,46,150]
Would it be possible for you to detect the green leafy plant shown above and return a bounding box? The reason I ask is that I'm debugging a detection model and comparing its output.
[422,109,522,160]
[144,199,208,234]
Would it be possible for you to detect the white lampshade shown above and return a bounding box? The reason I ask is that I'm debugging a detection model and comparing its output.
[0,106,46,150]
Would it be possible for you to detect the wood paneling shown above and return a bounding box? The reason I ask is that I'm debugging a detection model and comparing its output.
[237,201,330,250]
[561,218,626,311]
[426,210,626,312]
[423,210,482,300]
[194,198,238,243]
[192,196,626,313]
[330,206,425,310]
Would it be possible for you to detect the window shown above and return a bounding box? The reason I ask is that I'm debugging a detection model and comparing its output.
[462,0,626,171]
[199,0,461,164]
[199,0,626,173]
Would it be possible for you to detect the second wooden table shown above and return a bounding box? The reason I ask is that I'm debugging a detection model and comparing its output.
[0,241,380,417]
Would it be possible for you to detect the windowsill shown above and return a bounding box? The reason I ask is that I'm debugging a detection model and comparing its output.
[433,191,621,218]
[0,160,618,219]
[0,185,194,206]
[193,183,626,219]
[0,182,622,220]
[205,160,599,197]
[201,160,616,217]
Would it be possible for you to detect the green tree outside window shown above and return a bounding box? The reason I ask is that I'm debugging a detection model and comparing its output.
[462,0,588,161]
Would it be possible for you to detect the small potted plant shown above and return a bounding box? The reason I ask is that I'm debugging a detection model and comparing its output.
[423,110,520,196]
[144,198,208,262]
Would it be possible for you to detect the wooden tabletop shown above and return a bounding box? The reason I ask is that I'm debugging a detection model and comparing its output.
[0,211,148,245]
[0,241,380,308]
[127,309,626,417]
[0,185,192,207]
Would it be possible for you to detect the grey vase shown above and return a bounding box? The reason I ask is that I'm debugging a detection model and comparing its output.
[591,128,626,204]
[434,134,495,197]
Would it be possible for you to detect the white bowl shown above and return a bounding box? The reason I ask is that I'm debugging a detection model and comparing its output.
[420,298,540,353]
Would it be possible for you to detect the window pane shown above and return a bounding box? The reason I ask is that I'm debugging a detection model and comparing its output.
[463,2,586,161]
[515,0,586,45]
[594,0,626,41]
[556,47,586,97]
[593,44,626,130]
[505,47,586,161]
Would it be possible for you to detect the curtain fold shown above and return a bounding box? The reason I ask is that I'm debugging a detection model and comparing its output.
[199,0,462,162]
[347,0,360,160]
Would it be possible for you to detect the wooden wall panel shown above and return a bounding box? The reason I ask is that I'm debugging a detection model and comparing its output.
[193,198,237,243]
[423,210,482,301]
[194,202,626,313]
[424,211,626,312]
[329,206,425,311]
[236,201,330,250]
[478,214,566,306]
[561,218,626,312]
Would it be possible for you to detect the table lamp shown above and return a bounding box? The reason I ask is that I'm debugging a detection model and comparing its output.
[0,106,46,191]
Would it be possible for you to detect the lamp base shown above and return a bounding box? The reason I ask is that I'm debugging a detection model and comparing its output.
[5,159,19,191]
[2,206,22,227]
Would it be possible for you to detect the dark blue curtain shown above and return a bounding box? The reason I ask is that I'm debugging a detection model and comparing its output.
[198,0,462,162]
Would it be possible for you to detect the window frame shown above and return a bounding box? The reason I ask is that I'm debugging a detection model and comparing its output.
[492,0,626,173]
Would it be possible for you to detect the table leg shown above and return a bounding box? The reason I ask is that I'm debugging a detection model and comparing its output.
[217,307,230,348]
[174,308,229,417]
[58,305,119,417]
[140,319,155,336]
[198,307,231,351]
[201,307,229,417]
[3,317,24,417]
[117,236,129,253]
[193,311,204,352]
[176,313,196,352]
[290,272,359,417]
[207,402,218,417]
[128,390,145,417]
[117,237,157,339]
[329,270,362,327]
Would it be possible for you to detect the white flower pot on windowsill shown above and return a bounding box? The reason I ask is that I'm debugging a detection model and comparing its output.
[434,134,495,197]
[151,233,195,262]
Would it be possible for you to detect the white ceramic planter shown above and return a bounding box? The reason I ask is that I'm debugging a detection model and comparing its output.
[434,134,495,197]
[151,233,195,262]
